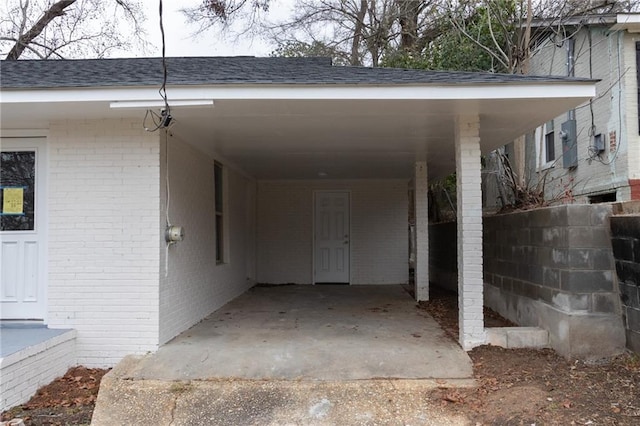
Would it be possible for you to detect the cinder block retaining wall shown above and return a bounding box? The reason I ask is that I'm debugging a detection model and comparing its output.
[430,204,627,359]
[611,215,640,353]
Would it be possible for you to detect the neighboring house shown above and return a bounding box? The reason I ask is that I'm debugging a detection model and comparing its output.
[485,14,640,209]
[0,57,594,408]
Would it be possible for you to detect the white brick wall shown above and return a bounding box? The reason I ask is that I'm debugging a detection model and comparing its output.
[257,180,408,285]
[0,330,76,411]
[414,162,429,300]
[158,133,256,345]
[529,27,636,201]
[455,115,486,350]
[47,119,161,367]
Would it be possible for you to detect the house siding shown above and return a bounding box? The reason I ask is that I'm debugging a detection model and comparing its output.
[624,33,640,186]
[47,119,160,367]
[256,180,408,285]
[158,133,256,345]
[526,27,637,202]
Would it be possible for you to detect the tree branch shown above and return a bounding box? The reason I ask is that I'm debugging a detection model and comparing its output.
[6,0,76,60]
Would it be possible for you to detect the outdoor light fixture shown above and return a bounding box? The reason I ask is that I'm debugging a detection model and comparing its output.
[109,100,214,109]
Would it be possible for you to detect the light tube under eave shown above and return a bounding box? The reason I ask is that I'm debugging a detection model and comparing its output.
[109,100,215,109]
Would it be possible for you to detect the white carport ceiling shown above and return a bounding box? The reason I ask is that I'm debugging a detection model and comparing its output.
[1,92,592,180]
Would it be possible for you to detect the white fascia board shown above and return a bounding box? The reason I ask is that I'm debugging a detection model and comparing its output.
[0,83,596,104]
[612,14,640,32]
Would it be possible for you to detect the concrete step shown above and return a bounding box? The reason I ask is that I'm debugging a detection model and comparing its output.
[485,327,549,349]
[91,357,476,426]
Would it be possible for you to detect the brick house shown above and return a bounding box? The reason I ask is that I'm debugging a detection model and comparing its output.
[0,57,594,409]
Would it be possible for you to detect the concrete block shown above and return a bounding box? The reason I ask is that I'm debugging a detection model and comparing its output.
[610,216,640,240]
[517,229,531,245]
[506,327,549,348]
[612,238,635,262]
[592,248,615,270]
[485,327,549,349]
[542,267,560,289]
[543,227,567,247]
[485,328,508,347]
[567,205,591,226]
[561,270,613,293]
[568,248,592,269]
[627,306,640,333]
[592,292,619,314]
[551,291,590,312]
[615,260,640,286]
[550,248,569,268]
[589,204,612,226]
[531,228,544,246]
[540,305,626,359]
[529,265,543,285]
[549,206,567,226]
[568,227,609,248]
[626,329,640,354]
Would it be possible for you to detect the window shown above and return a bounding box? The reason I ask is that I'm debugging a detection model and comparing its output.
[536,120,556,169]
[214,162,225,264]
[544,120,555,163]
[1,151,36,231]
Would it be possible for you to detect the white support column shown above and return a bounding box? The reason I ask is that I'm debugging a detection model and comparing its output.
[414,161,429,301]
[455,114,486,350]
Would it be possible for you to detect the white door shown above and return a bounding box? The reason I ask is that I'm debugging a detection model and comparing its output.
[1,138,47,320]
[314,191,350,284]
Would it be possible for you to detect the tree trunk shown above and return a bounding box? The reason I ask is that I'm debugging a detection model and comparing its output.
[397,0,420,52]
[6,0,76,60]
[350,0,368,66]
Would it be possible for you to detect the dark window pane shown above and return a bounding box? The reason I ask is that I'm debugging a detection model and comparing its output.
[1,151,35,231]
[545,132,555,163]
[214,162,223,212]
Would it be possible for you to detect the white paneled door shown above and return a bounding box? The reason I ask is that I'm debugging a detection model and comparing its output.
[1,138,47,320]
[314,191,350,284]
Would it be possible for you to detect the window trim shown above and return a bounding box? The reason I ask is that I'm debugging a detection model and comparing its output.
[536,121,556,170]
[214,161,227,264]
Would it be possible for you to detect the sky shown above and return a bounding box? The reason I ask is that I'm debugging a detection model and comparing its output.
[142,0,295,58]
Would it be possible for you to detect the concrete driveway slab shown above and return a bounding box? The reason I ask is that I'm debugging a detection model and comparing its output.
[92,285,475,425]
[130,285,472,381]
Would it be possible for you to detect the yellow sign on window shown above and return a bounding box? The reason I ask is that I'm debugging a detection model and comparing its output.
[3,187,24,214]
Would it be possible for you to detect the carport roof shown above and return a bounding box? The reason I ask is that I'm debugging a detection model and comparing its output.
[0,56,596,180]
[0,56,593,89]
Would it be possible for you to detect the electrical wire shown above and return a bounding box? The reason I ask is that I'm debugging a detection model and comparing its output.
[144,0,171,132]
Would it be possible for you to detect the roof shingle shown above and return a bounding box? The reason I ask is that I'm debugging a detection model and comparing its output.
[0,56,593,89]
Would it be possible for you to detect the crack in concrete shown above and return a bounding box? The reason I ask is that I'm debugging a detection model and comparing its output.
[168,394,178,426]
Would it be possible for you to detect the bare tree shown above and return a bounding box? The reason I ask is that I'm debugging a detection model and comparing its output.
[183,0,447,66]
[1,0,147,60]
[447,0,639,74]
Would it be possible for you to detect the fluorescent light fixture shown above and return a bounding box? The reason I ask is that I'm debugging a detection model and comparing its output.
[110,100,214,109]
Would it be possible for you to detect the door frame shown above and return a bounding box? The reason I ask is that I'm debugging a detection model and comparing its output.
[1,135,48,322]
[311,190,351,285]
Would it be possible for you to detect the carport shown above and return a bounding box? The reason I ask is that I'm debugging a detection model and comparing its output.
[0,57,596,362]
[146,58,595,350]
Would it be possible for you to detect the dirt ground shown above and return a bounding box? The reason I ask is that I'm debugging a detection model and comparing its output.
[1,367,107,426]
[2,286,639,425]
[423,287,640,425]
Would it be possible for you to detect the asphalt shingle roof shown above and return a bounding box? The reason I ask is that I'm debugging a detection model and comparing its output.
[0,56,593,89]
